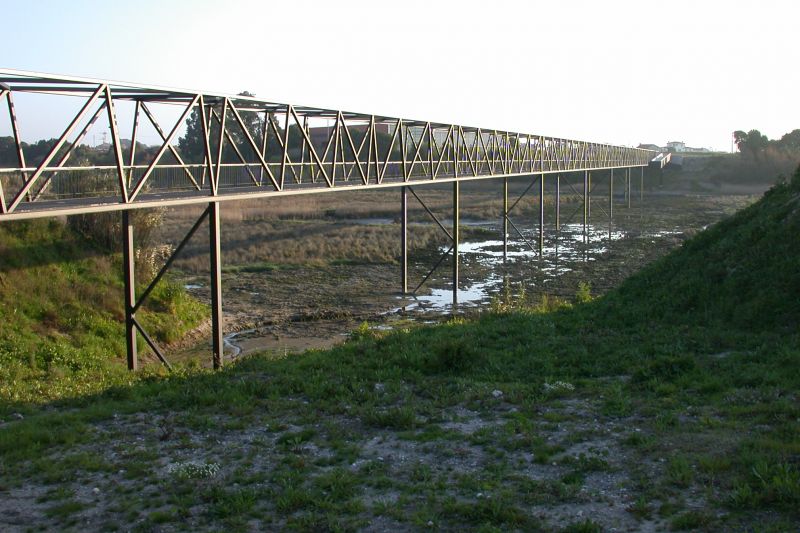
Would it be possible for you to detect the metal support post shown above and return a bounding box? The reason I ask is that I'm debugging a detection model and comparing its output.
[209,201,224,369]
[401,186,408,294]
[583,170,589,236]
[626,168,631,208]
[555,174,561,231]
[453,181,459,306]
[502,177,508,261]
[640,166,644,202]
[609,169,614,238]
[609,169,614,223]
[122,210,137,371]
[538,174,544,254]
[587,171,592,219]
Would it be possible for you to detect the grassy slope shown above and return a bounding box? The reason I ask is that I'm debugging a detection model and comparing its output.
[0,219,206,402]
[0,174,798,531]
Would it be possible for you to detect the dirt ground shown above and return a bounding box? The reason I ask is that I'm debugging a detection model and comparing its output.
[164,191,758,367]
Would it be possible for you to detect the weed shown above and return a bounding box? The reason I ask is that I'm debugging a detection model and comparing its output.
[670,510,712,530]
[562,518,603,532]
[574,281,593,304]
[43,499,86,519]
[627,495,652,519]
[362,406,417,430]
[666,456,694,488]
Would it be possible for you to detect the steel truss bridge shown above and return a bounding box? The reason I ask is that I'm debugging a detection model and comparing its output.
[0,69,658,370]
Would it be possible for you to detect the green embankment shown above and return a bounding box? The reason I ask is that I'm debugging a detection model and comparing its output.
[0,171,798,530]
[0,219,206,401]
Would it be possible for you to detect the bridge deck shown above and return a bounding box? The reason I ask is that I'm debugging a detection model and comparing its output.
[0,69,654,221]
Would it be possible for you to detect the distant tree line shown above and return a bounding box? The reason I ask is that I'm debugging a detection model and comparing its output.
[733,129,800,162]
[178,92,402,165]
[703,128,800,186]
[0,98,402,171]
[0,137,167,169]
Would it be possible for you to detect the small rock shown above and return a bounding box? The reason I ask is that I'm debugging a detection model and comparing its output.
[11,413,23,420]
[426,521,434,527]
[476,492,484,498]
[491,389,503,399]
[374,383,385,393]
[92,487,100,495]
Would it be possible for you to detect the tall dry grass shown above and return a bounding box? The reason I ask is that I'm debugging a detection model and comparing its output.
[153,178,586,272]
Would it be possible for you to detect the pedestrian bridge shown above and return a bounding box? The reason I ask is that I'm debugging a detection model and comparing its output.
[0,69,659,370]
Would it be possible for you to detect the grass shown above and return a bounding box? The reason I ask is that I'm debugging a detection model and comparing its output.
[0,171,799,530]
[0,218,206,405]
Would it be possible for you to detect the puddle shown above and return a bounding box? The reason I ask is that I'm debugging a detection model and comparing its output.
[400,222,629,312]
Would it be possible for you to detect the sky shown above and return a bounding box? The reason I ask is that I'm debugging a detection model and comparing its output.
[1,0,799,151]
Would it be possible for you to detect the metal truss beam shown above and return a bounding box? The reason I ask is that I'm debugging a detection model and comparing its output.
[122,204,223,370]
[0,69,658,222]
[405,186,459,305]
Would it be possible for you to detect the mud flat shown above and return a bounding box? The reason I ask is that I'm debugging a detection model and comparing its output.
[170,194,756,364]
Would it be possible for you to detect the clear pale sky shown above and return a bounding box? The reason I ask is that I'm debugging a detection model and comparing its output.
[2,0,798,151]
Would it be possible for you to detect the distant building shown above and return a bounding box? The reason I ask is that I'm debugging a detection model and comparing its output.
[666,141,686,152]
[637,143,662,151]
[308,123,391,147]
[640,141,711,154]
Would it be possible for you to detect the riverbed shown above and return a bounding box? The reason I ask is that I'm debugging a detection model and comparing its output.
[170,193,756,365]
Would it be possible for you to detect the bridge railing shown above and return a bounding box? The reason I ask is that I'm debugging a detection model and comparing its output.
[0,69,656,220]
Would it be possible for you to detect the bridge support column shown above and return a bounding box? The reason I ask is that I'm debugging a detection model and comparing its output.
[609,169,614,226]
[555,174,561,231]
[538,174,544,254]
[401,186,408,294]
[122,211,137,371]
[453,181,459,306]
[640,167,644,202]
[209,201,224,369]
[502,177,508,262]
[583,170,589,236]
[587,171,592,219]
[626,168,631,209]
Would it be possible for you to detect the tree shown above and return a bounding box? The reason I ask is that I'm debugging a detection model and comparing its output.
[778,129,800,152]
[734,129,769,160]
[177,91,265,164]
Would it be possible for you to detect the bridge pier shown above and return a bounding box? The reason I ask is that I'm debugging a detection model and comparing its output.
[453,181,459,306]
[538,174,544,253]
[640,166,645,202]
[209,202,223,370]
[587,171,592,220]
[555,174,561,231]
[121,204,223,371]
[503,177,508,262]
[401,186,408,294]
[626,168,632,209]
[122,211,137,371]
[583,170,589,237]
[609,169,614,237]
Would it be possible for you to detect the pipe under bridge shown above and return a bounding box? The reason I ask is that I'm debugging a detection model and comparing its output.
[0,69,658,370]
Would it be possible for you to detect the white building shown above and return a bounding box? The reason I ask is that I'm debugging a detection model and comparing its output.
[666,141,686,152]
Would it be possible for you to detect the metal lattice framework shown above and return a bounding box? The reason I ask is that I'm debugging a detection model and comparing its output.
[0,69,655,221]
[0,69,660,371]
